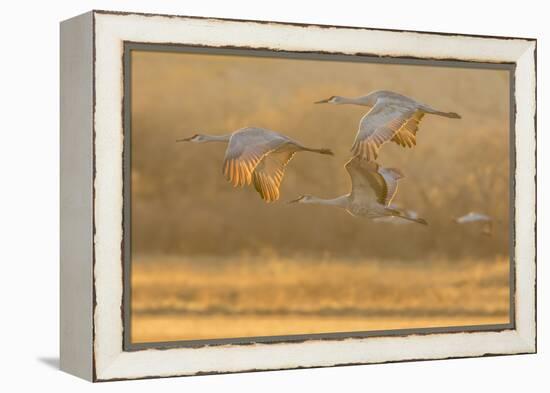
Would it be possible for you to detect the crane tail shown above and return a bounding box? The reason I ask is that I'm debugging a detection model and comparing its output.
[385,208,428,225]
[301,147,334,156]
[428,110,461,119]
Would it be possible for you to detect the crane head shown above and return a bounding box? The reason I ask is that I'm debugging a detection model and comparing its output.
[176,134,203,143]
[287,195,312,204]
[314,96,341,104]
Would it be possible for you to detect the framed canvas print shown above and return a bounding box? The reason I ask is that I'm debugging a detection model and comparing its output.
[60,10,537,382]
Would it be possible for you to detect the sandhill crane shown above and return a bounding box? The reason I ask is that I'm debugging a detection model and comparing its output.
[315,90,461,161]
[454,212,493,236]
[372,205,421,225]
[177,126,333,202]
[288,156,427,225]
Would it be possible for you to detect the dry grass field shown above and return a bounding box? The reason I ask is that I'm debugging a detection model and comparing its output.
[131,255,510,343]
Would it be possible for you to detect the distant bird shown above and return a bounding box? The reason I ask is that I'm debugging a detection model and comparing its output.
[372,205,421,225]
[454,212,493,235]
[288,156,427,225]
[177,126,333,202]
[315,90,461,160]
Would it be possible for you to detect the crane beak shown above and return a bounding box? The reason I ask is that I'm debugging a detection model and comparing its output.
[314,98,330,104]
[176,136,194,142]
[287,197,302,204]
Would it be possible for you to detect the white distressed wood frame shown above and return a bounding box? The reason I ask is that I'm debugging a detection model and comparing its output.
[60,10,536,382]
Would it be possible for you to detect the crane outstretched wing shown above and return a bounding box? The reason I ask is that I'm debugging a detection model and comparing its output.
[391,111,425,148]
[252,148,297,202]
[345,157,403,206]
[351,101,423,160]
[345,158,381,204]
[223,128,287,187]
[378,166,404,205]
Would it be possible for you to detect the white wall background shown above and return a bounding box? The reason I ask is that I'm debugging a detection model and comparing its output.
[0,0,546,391]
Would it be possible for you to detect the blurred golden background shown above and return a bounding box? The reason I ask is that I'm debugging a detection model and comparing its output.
[130,49,511,343]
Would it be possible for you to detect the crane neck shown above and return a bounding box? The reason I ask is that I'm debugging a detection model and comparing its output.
[304,195,349,208]
[201,134,232,143]
[337,96,373,106]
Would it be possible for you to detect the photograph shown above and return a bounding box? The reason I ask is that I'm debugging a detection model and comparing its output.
[127,47,512,345]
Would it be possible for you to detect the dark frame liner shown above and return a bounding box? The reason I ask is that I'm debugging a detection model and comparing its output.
[121,41,517,352]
